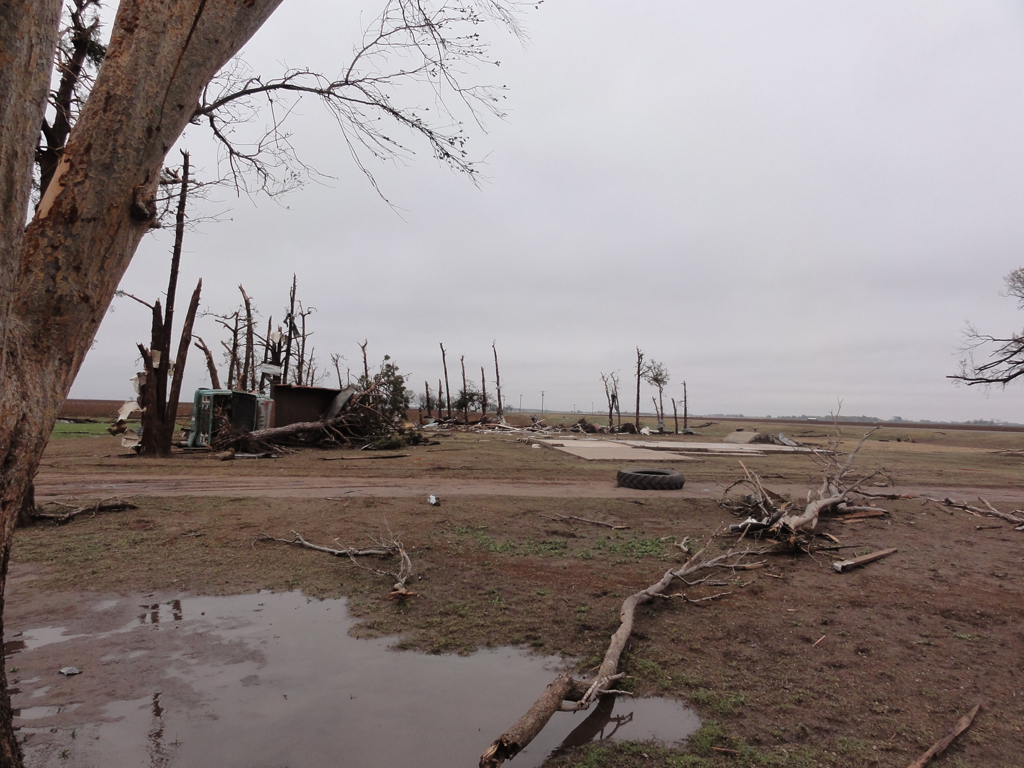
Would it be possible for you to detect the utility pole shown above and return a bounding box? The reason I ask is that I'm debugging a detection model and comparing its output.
[519,394,523,411]
[541,390,545,416]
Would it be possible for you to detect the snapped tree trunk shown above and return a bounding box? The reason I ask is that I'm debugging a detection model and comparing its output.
[492,342,503,418]
[634,347,644,430]
[0,2,285,764]
[440,343,452,419]
[480,365,488,420]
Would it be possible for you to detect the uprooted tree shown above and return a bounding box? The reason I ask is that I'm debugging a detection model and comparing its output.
[0,2,524,763]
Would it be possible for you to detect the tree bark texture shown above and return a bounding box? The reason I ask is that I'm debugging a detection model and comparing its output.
[0,2,284,764]
[479,674,587,768]
[0,4,62,764]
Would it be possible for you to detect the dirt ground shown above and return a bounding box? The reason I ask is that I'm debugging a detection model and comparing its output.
[8,420,1024,767]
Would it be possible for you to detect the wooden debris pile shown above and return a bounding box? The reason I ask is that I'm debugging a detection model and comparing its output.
[722,428,890,543]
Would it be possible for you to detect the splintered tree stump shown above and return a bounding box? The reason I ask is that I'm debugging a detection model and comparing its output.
[479,674,586,768]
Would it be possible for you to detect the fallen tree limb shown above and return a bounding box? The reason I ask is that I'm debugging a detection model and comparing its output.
[480,541,756,767]
[906,703,980,768]
[32,498,138,525]
[255,531,398,557]
[256,528,416,599]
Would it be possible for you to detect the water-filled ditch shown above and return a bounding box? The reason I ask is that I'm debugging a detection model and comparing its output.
[5,591,700,767]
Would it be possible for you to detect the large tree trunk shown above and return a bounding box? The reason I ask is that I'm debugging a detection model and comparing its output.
[0,4,63,764]
[0,2,284,764]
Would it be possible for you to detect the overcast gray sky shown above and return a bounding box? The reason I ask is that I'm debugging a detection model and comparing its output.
[70,0,1024,422]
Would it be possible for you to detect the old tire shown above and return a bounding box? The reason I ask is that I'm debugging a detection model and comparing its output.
[616,468,685,491]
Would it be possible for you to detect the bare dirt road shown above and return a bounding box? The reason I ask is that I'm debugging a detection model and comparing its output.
[34,471,1024,505]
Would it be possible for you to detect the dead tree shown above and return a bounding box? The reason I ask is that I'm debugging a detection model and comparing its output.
[360,340,370,385]
[634,347,648,431]
[438,378,445,420]
[332,354,345,389]
[460,355,469,423]
[600,372,620,430]
[643,359,669,428]
[215,311,242,389]
[440,343,452,419]
[239,285,256,390]
[424,380,433,420]
[682,380,688,430]
[128,150,202,457]
[480,366,488,420]
[193,336,222,389]
[671,397,678,434]
[492,341,504,419]
[282,275,297,384]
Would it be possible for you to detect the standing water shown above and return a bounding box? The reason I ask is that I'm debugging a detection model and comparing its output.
[6,591,700,767]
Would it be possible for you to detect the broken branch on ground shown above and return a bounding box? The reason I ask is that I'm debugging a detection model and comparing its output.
[479,539,759,768]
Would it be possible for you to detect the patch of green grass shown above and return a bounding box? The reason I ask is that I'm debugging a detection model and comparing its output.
[573,743,610,767]
[627,656,674,692]
[688,721,730,756]
[50,421,111,438]
[688,688,749,715]
[463,530,569,557]
[592,535,669,560]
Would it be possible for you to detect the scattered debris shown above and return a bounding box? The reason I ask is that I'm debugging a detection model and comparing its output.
[59,667,81,676]
[428,495,440,506]
[832,547,898,573]
[859,492,1024,531]
[721,425,885,543]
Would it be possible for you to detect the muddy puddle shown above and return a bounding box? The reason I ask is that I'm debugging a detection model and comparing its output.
[5,591,700,767]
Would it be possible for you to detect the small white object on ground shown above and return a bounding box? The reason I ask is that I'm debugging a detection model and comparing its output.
[428,495,440,506]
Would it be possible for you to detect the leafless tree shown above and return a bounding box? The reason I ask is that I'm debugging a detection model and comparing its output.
[643,359,670,426]
[949,268,1024,388]
[492,341,504,419]
[634,347,649,430]
[440,343,452,419]
[122,150,203,456]
[600,371,620,429]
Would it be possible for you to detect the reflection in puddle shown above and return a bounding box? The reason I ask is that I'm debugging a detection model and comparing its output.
[16,702,81,720]
[11,592,700,767]
[3,626,87,656]
[138,599,183,625]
